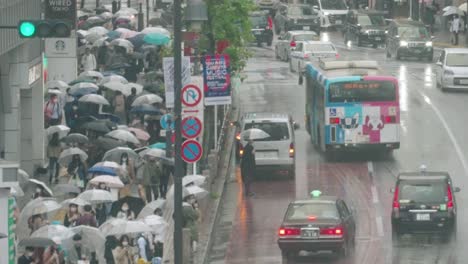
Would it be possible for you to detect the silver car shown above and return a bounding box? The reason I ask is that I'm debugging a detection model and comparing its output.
[435,48,468,91]
[275,30,319,62]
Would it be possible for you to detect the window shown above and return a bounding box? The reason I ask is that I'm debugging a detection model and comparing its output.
[445,53,468,67]
[285,203,340,221]
[337,201,350,218]
[328,81,397,103]
[357,15,385,26]
[321,0,347,10]
[250,16,268,27]
[397,26,429,39]
[304,44,336,52]
[399,181,447,203]
[244,122,290,141]
[293,33,319,41]
[288,6,314,16]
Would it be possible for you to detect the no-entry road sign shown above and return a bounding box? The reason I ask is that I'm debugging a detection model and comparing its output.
[181,140,203,163]
[181,116,202,139]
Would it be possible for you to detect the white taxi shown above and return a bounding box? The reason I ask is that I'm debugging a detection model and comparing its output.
[289,41,338,73]
[435,48,468,91]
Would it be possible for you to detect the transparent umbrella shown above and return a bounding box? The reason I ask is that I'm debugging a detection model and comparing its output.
[182,174,206,187]
[101,75,128,84]
[103,147,139,162]
[17,198,61,240]
[31,224,74,240]
[79,94,110,105]
[78,189,116,204]
[60,197,90,208]
[137,199,166,219]
[106,129,140,144]
[88,26,109,35]
[89,175,124,188]
[46,80,69,90]
[70,226,106,263]
[241,128,270,140]
[143,215,168,234]
[58,147,88,166]
[102,81,128,93]
[131,94,163,106]
[79,70,104,80]
[101,220,152,236]
[29,179,54,196]
[46,125,70,139]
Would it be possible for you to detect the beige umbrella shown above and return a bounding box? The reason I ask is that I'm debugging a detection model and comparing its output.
[102,81,128,92]
[106,129,140,144]
[79,94,110,105]
[89,175,124,188]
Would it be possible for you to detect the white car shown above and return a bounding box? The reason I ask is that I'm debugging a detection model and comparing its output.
[289,41,338,72]
[275,30,320,62]
[435,48,468,91]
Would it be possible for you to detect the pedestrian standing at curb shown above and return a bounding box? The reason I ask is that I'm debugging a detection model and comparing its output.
[47,132,61,184]
[240,138,256,197]
[451,14,462,45]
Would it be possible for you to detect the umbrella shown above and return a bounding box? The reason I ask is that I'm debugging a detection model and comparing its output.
[78,189,116,204]
[90,175,124,188]
[132,94,163,106]
[185,185,209,199]
[88,26,109,35]
[77,29,89,37]
[58,147,88,166]
[138,147,174,165]
[121,30,139,39]
[143,148,165,158]
[148,17,169,27]
[241,128,270,140]
[141,27,170,36]
[107,30,122,39]
[79,19,107,30]
[182,174,206,187]
[137,199,166,219]
[82,120,117,133]
[79,94,110,105]
[53,183,82,194]
[47,80,69,89]
[110,196,146,217]
[102,81,128,92]
[94,161,121,169]
[61,133,89,145]
[77,10,91,18]
[70,82,99,96]
[120,7,138,15]
[443,6,463,16]
[29,179,54,196]
[99,11,113,19]
[47,88,62,95]
[96,136,127,151]
[18,237,56,248]
[143,33,170,45]
[114,16,132,25]
[101,75,128,84]
[149,142,166,150]
[131,104,163,115]
[103,147,139,162]
[127,33,146,48]
[79,70,104,80]
[18,198,61,240]
[102,220,152,236]
[31,224,74,240]
[143,215,168,233]
[70,226,105,261]
[18,169,30,187]
[69,77,97,85]
[123,83,143,96]
[128,127,150,141]
[115,27,133,34]
[110,38,134,50]
[60,197,90,207]
[459,3,467,11]
[106,129,140,144]
[10,184,24,197]
[85,32,104,43]
[46,125,70,138]
[88,166,118,176]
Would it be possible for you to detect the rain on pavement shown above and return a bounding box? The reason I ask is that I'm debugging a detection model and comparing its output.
[207,31,468,264]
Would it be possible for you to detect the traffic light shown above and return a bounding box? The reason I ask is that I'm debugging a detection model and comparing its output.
[18,20,71,38]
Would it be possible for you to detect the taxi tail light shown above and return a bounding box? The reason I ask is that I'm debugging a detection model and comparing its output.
[447,185,454,212]
[329,117,340,124]
[335,53,340,59]
[320,226,344,237]
[384,116,396,123]
[289,143,295,157]
[392,186,400,215]
[266,26,271,30]
[239,144,244,157]
[236,132,241,141]
[278,227,300,236]
[290,41,296,47]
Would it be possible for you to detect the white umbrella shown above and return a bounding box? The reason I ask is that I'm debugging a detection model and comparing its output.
[58,147,88,166]
[110,38,134,50]
[141,27,170,36]
[89,175,124,188]
[47,80,69,89]
[71,82,99,91]
[106,129,140,144]
[47,88,62,95]
[88,26,109,35]
[137,199,166,219]
[115,27,132,34]
[102,81,128,92]
[85,32,104,43]
[77,29,89,37]
[123,83,143,96]
[443,6,463,16]
[79,70,104,80]
[182,174,206,187]
[78,189,116,204]
[101,75,128,84]
[99,11,113,20]
[241,128,270,140]
[28,179,54,196]
[120,30,139,39]
[185,185,209,199]
[46,125,70,138]
[70,226,106,263]
[17,198,61,240]
[93,161,121,169]
[102,220,153,236]
[143,215,168,233]
[103,147,139,162]
[143,148,165,158]
[131,94,163,106]
[79,94,110,105]
[99,218,126,235]
[459,3,467,11]
[60,197,90,207]
[31,224,74,240]
[93,37,110,47]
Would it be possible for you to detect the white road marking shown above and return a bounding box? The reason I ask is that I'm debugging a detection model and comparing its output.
[375,216,384,237]
[371,186,379,204]
[420,92,468,174]
[367,161,374,177]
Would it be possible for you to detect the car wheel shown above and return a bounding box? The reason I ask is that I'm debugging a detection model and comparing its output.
[281,251,294,264]
[267,39,273,46]
[442,222,457,243]
[392,224,402,242]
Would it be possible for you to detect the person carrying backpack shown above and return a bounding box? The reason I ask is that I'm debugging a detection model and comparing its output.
[137,233,153,262]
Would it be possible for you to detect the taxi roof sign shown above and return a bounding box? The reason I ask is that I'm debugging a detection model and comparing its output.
[310,190,322,198]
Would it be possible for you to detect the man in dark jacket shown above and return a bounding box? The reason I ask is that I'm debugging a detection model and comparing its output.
[240,139,255,196]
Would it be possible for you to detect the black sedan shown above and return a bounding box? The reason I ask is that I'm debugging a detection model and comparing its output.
[274,4,320,35]
[277,193,356,262]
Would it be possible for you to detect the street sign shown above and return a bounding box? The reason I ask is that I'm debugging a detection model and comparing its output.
[182,116,203,139]
[44,0,77,29]
[181,140,203,163]
[181,84,202,107]
[163,56,191,108]
[160,114,174,130]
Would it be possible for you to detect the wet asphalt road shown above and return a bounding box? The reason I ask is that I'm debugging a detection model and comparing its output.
[206,31,468,264]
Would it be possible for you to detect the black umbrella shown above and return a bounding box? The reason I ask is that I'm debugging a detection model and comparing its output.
[96,136,128,151]
[18,237,56,248]
[61,133,89,145]
[81,120,117,133]
[110,196,146,217]
[79,19,106,30]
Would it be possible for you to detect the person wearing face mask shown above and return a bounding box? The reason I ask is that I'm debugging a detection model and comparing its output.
[63,203,81,227]
[113,235,135,264]
[44,94,62,128]
[116,202,135,220]
[119,153,135,185]
[69,234,91,263]
[18,247,38,264]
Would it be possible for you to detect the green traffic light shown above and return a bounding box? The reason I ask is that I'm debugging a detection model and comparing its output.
[19,21,36,37]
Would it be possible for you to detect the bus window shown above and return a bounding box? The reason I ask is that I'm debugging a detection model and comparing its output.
[328,81,396,103]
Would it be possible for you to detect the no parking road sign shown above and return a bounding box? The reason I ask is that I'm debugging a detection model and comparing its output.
[181,140,203,163]
[182,116,202,139]
[182,84,202,107]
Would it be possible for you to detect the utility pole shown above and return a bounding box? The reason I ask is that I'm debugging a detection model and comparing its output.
[173,0,184,261]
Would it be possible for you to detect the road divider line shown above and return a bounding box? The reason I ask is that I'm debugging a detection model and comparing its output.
[375,216,384,237]
[371,186,379,204]
[367,161,374,177]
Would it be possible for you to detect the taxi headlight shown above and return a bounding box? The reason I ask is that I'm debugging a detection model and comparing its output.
[425,41,432,47]
[324,11,330,16]
[399,40,408,47]
[385,30,388,34]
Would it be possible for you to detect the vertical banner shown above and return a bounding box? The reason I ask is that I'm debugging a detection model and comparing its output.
[163,57,192,108]
[202,54,232,106]
[44,0,77,29]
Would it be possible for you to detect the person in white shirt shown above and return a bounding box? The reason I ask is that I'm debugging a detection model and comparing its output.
[450,15,461,45]
[81,48,97,71]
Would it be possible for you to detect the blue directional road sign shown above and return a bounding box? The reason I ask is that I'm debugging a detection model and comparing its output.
[160,114,174,130]
[181,140,203,163]
[181,116,202,139]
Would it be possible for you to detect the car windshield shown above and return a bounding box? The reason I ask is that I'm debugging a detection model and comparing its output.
[304,44,336,52]
[399,181,447,203]
[288,6,314,16]
[398,26,429,39]
[328,81,397,103]
[321,0,347,10]
[244,122,290,141]
[293,34,319,41]
[250,16,268,27]
[446,53,468,67]
[285,203,340,221]
[357,15,386,26]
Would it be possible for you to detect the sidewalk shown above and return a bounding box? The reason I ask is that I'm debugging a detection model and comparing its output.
[433,29,468,49]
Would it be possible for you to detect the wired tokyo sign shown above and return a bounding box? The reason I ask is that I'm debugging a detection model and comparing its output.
[45,0,77,27]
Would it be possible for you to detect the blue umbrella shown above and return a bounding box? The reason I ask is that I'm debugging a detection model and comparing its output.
[107,30,122,40]
[143,33,170,46]
[130,104,163,115]
[149,142,166,150]
[88,166,117,176]
[127,33,146,49]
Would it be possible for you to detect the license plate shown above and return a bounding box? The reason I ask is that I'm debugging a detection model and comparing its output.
[301,229,319,238]
[253,31,261,35]
[375,37,381,41]
[416,213,430,221]
[335,20,342,25]
[257,151,277,159]
[303,26,310,30]
[460,79,468,84]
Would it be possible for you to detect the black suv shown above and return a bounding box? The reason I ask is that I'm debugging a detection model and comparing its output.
[391,171,460,242]
[274,4,320,35]
[386,19,434,61]
[343,10,387,48]
[249,11,274,47]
